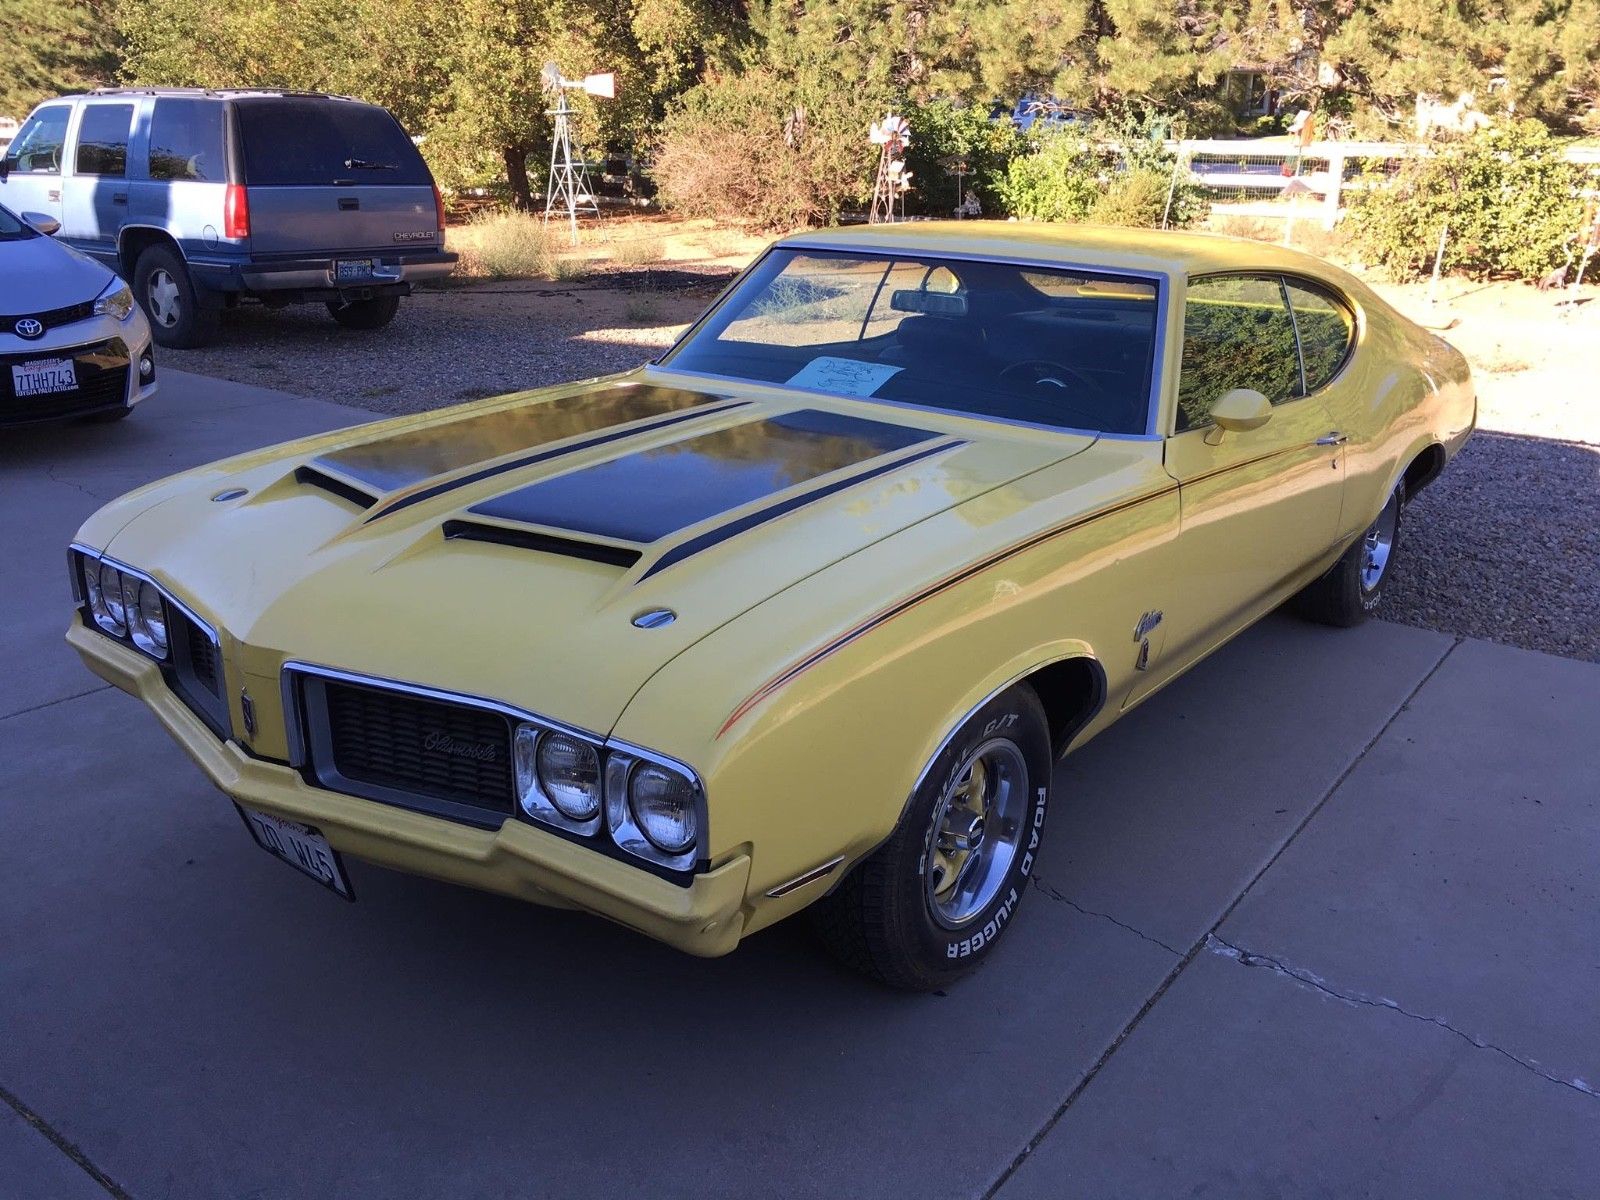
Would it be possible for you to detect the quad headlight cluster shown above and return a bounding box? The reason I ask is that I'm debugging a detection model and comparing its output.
[73,548,170,660]
[512,721,701,870]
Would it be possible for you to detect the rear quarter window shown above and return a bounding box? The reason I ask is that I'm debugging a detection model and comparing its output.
[149,98,228,182]
[235,99,430,186]
[1284,281,1356,393]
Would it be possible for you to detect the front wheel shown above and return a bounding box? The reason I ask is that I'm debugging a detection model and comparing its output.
[134,245,220,348]
[811,685,1052,990]
[326,294,401,330]
[1293,478,1405,627]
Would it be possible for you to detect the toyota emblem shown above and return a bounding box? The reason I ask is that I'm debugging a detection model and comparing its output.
[14,318,44,339]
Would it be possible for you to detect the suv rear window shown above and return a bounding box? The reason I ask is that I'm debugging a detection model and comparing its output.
[234,98,430,186]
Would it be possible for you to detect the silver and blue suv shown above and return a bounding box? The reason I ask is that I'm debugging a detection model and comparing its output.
[0,89,456,347]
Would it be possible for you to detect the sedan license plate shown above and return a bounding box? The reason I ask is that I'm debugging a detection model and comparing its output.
[12,357,77,397]
[335,258,376,281]
[237,805,353,900]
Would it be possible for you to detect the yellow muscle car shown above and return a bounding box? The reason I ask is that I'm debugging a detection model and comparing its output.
[67,224,1473,989]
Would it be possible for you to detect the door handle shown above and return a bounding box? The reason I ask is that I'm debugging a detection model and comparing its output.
[111,192,128,205]
[338,197,360,211]
[1314,432,1348,446]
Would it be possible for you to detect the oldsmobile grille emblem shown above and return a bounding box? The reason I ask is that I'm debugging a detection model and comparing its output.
[423,730,499,762]
[14,318,44,339]
[240,688,258,738]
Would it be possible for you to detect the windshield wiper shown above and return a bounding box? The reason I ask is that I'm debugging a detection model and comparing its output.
[343,158,397,170]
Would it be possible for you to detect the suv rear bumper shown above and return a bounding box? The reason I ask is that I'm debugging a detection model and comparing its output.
[189,250,457,297]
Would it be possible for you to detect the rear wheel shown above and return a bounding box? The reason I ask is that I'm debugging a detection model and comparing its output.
[811,686,1052,990]
[1293,479,1405,627]
[134,245,220,348]
[326,294,401,330]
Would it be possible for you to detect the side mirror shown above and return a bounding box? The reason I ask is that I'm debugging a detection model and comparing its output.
[1204,388,1272,444]
[22,211,61,237]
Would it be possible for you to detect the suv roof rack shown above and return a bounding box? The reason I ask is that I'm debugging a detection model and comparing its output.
[82,87,363,102]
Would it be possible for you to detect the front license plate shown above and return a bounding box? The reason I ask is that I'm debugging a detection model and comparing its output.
[335,258,375,281]
[236,805,354,900]
[12,358,78,397]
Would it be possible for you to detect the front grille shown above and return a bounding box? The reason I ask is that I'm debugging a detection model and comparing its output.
[2,338,129,424]
[185,620,221,695]
[2,299,94,337]
[165,607,228,737]
[317,679,514,817]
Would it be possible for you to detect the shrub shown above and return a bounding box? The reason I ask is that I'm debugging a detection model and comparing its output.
[900,98,1025,218]
[995,113,1208,228]
[461,211,558,279]
[1351,121,1585,281]
[653,67,876,228]
[610,234,666,267]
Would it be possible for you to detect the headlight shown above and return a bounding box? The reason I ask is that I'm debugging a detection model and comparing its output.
[96,560,129,635]
[627,762,699,855]
[131,579,169,656]
[514,723,603,833]
[93,280,135,321]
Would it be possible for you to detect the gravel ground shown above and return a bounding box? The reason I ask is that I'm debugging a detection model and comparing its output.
[159,272,1598,663]
[1378,432,1600,662]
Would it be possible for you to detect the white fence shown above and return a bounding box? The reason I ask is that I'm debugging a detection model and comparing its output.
[1175,138,1600,228]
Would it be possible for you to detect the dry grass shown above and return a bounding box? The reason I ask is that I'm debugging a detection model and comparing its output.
[451,211,592,281]
[609,235,667,267]
[623,295,662,324]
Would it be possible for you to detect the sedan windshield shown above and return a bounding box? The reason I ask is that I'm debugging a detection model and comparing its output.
[664,248,1159,435]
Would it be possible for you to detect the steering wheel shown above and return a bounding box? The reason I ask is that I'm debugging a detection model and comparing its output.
[999,359,1103,397]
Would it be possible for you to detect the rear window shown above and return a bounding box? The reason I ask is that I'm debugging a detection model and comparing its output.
[235,98,430,186]
[149,98,227,182]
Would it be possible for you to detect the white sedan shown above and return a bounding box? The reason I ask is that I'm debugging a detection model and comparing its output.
[1,202,157,425]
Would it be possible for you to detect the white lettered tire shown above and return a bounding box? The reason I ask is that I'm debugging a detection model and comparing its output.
[812,685,1052,990]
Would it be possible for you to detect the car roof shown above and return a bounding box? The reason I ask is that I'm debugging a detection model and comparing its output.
[778,221,1351,285]
[65,88,368,104]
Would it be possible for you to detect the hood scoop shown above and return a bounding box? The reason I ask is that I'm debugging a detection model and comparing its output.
[294,465,378,509]
[442,519,643,569]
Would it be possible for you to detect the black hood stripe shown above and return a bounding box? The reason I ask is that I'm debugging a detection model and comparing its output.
[310,383,730,498]
[468,409,940,544]
[636,438,964,582]
[363,400,750,523]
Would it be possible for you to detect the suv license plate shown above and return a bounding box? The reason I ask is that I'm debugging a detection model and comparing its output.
[237,805,354,899]
[12,358,78,397]
[335,258,376,281]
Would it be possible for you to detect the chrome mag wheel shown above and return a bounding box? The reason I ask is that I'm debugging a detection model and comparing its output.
[147,269,182,328]
[1361,488,1401,592]
[925,738,1030,928]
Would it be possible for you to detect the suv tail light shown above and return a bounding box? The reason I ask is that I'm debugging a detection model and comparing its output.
[224,184,250,239]
[433,185,446,235]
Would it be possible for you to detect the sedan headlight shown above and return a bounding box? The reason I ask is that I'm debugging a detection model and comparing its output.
[73,548,174,662]
[514,723,604,835]
[604,751,704,870]
[93,280,135,321]
[628,764,699,854]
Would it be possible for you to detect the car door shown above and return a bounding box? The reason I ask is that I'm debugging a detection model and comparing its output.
[0,103,74,227]
[1129,273,1346,700]
[61,101,136,266]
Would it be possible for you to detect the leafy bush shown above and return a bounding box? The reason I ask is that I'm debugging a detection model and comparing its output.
[1351,121,1586,281]
[653,67,876,228]
[995,112,1208,228]
[900,98,1025,218]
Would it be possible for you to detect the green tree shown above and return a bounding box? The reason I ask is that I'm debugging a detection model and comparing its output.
[2,0,120,119]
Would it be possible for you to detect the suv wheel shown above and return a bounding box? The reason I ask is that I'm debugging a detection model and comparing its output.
[811,685,1052,990]
[134,246,220,348]
[326,294,401,330]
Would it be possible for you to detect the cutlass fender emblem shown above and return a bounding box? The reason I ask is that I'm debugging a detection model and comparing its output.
[1134,610,1164,641]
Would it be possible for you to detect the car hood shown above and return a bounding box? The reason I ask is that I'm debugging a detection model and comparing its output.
[1,232,114,310]
[97,371,1096,737]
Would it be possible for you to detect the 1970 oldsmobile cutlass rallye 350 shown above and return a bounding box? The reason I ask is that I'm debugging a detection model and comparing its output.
[68,224,1473,989]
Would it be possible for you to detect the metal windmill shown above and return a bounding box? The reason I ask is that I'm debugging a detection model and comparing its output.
[868,114,913,224]
[542,61,614,243]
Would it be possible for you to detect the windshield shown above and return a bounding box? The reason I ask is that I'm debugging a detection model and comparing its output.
[0,203,39,242]
[664,248,1159,435]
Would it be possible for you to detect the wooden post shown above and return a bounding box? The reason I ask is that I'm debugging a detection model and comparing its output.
[1324,148,1345,229]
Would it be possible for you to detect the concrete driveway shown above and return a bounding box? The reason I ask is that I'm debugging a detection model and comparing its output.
[3,371,1596,1199]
